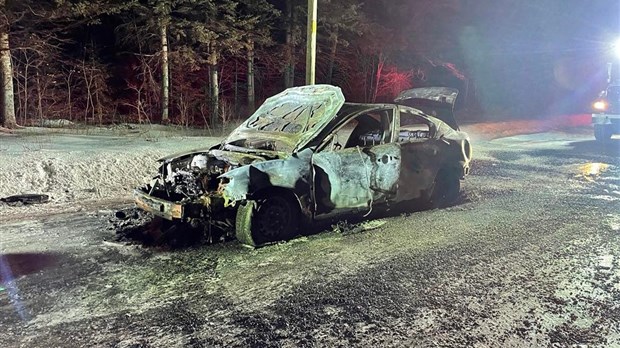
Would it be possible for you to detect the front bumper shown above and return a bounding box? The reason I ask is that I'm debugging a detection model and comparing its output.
[592,113,620,125]
[133,189,185,220]
[133,188,231,221]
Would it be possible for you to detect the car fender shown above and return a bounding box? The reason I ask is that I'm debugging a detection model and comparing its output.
[219,148,314,206]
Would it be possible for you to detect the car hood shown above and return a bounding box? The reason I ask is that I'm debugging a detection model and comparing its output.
[394,87,460,130]
[224,85,345,153]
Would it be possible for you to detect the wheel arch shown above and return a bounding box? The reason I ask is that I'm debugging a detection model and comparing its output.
[251,186,299,205]
[235,186,307,248]
[250,186,312,219]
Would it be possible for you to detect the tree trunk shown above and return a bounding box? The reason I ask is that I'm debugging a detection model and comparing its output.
[372,54,385,103]
[209,64,219,126]
[94,78,103,124]
[0,30,16,128]
[36,73,43,121]
[284,0,295,88]
[234,60,238,116]
[20,55,30,125]
[66,70,72,121]
[160,21,170,123]
[247,40,255,115]
[207,45,220,126]
[327,28,339,84]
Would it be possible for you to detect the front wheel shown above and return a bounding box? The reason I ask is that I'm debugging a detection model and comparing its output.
[594,125,613,141]
[235,194,300,247]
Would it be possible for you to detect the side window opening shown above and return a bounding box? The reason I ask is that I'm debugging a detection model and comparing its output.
[345,114,382,148]
[399,110,430,143]
[318,108,394,152]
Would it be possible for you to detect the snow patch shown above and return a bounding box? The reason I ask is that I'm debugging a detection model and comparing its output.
[0,132,220,213]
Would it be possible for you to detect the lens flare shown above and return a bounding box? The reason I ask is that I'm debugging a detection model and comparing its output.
[614,38,620,59]
[593,100,607,111]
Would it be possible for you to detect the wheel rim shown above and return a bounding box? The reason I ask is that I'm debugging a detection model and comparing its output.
[256,196,292,239]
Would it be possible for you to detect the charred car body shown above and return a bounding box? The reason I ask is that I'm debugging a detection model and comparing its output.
[134,85,472,246]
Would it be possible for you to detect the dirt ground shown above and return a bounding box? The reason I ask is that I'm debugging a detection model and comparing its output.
[1,123,620,347]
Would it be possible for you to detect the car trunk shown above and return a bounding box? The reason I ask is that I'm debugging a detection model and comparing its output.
[394,87,460,130]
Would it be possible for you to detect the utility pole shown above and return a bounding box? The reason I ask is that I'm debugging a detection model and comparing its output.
[305,0,317,85]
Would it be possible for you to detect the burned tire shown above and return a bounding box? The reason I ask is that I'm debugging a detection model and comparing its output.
[428,168,461,208]
[594,125,613,141]
[235,193,300,247]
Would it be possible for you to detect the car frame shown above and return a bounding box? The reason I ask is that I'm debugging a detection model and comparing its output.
[134,85,472,246]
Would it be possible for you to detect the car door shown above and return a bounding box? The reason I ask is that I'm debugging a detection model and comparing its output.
[311,107,401,214]
[394,106,444,202]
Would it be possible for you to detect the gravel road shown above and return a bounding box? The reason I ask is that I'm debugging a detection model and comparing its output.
[1,129,620,347]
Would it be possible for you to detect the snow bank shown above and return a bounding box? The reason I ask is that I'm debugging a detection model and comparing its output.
[0,131,220,206]
[2,149,162,202]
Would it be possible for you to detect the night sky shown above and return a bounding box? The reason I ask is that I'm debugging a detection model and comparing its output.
[458,0,620,116]
[362,0,620,116]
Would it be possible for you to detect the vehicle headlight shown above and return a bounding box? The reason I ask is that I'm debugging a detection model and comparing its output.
[593,100,608,111]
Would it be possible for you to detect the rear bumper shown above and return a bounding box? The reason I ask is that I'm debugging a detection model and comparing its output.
[133,189,185,220]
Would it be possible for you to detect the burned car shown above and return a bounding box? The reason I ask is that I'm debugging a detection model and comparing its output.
[134,85,472,246]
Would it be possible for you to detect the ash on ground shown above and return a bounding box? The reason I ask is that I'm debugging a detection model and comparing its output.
[109,208,220,249]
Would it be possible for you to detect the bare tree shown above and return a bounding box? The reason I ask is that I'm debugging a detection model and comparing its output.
[283,0,298,88]
[159,19,169,123]
[0,0,16,128]
[318,0,364,85]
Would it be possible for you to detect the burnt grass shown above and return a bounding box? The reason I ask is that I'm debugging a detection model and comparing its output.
[3,133,620,347]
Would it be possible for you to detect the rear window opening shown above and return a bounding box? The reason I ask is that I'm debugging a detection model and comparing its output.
[399,111,431,142]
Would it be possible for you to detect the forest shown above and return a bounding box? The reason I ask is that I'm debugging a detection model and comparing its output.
[0,0,616,129]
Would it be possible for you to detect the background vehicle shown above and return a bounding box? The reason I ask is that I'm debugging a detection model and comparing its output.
[592,61,620,140]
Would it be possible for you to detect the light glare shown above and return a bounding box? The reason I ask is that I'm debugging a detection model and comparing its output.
[593,100,607,111]
[613,38,620,59]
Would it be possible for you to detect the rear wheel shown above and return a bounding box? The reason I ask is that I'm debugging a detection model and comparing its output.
[428,168,461,208]
[235,193,300,246]
[594,125,613,141]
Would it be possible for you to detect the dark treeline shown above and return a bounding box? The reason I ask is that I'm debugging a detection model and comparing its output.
[1,0,470,129]
[1,0,615,129]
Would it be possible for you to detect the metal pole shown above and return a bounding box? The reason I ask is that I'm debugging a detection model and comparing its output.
[305,0,317,85]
